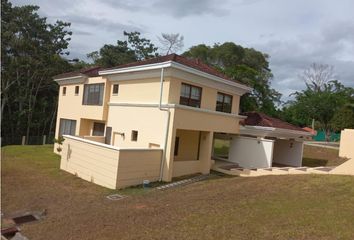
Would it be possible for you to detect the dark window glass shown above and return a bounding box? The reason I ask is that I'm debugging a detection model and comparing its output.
[112,84,119,95]
[131,130,138,141]
[216,92,233,113]
[83,83,104,106]
[63,87,66,96]
[59,119,76,136]
[174,137,180,156]
[92,122,105,136]
[75,86,79,95]
[179,83,202,108]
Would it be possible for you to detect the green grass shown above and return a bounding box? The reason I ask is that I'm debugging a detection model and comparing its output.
[2,145,354,239]
[214,138,230,156]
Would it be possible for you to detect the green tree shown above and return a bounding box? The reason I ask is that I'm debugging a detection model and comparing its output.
[87,31,158,67]
[1,0,73,143]
[283,80,354,140]
[183,42,281,115]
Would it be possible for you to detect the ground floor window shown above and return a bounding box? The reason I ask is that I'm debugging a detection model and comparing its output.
[59,119,76,136]
[92,122,105,136]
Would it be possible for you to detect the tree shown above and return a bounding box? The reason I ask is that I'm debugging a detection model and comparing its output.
[300,63,335,92]
[183,42,281,115]
[87,31,158,67]
[1,0,73,143]
[283,80,354,141]
[158,33,184,55]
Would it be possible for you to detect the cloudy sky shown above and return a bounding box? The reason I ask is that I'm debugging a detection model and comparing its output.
[12,0,354,102]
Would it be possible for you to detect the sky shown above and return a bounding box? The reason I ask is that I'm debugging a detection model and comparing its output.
[12,0,354,102]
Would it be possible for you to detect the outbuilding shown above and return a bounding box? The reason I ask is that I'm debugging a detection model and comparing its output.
[214,112,313,169]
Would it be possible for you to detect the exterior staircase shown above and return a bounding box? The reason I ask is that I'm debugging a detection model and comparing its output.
[212,160,336,177]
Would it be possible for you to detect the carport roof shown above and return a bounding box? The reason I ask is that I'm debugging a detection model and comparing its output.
[240,112,308,133]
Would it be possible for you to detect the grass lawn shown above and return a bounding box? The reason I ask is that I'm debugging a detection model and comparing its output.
[2,145,354,240]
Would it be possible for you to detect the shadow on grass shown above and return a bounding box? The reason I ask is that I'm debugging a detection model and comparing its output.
[302,158,328,167]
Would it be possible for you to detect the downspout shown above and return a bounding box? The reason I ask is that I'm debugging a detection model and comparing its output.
[158,67,171,181]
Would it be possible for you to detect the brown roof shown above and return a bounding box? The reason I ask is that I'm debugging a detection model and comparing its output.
[240,112,308,132]
[103,54,248,87]
[53,66,102,80]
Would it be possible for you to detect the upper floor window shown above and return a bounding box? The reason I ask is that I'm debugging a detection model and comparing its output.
[216,92,232,113]
[180,83,202,108]
[62,87,66,96]
[112,84,119,95]
[83,83,104,106]
[75,86,79,95]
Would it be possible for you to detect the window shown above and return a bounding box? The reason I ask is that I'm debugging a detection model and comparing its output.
[59,119,76,136]
[83,83,104,106]
[62,87,66,96]
[174,137,180,156]
[216,92,233,113]
[131,130,138,141]
[112,84,119,95]
[179,83,202,108]
[92,122,105,136]
[75,86,79,95]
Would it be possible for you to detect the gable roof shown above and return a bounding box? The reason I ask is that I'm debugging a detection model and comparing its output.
[240,112,308,133]
[101,54,248,87]
[53,66,102,80]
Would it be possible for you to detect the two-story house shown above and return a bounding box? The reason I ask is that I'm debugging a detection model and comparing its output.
[53,54,252,189]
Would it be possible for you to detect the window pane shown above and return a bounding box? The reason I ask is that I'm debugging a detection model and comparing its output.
[217,93,224,103]
[191,87,201,100]
[113,84,119,94]
[92,122,105,136]
[59,119,76,136]
[224,95,232,104]
[83,83,104,105]
[180,84,190,98]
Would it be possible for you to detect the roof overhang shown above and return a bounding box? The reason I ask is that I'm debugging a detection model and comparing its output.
[53,75,86,85]
[99,61,252,93]
[240,125,313,139]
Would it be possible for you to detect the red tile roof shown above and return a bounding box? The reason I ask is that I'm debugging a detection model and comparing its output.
[53,66,102,80]
[302,127,317,135]
[240,112,308,132]
[103,54,247,86]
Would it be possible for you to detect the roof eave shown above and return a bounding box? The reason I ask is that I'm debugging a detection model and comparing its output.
[99,61,253,93]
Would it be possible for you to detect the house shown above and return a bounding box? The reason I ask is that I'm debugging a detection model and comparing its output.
[53,54,252,189]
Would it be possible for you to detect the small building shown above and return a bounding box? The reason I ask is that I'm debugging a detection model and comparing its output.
[214,112,312,168]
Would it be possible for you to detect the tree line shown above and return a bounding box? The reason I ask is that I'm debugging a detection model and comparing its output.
[1,0,353,143]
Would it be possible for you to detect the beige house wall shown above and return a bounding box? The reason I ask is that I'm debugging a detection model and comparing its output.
[61,136,120,189]
[332,129,354,175]
[61,135,162,189]
[116,150,162,188]
[174,129,200,161]
[107,105,170,148]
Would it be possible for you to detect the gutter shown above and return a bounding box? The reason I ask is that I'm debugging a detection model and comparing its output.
[158,67,170,181]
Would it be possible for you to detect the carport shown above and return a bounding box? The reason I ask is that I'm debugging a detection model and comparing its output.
[213,112,313,169]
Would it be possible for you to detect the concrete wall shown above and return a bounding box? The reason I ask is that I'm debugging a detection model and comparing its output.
[61,135,162,189]
[116,150,162,188]
[272,139,303,167]
[228,136,274,168]
[332,129,354,175]
[61,136,120,189]
[339,129,354,159]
